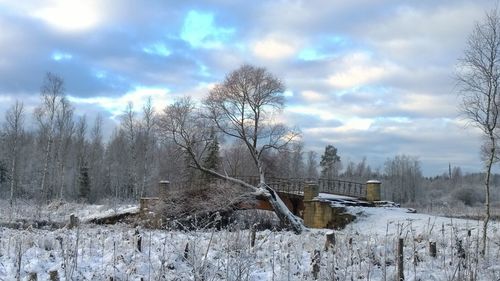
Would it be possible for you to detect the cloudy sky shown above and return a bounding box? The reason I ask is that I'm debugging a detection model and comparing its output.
[0,0,495,176]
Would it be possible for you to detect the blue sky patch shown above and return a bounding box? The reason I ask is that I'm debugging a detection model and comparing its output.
[51,51,72,61]
[180,10,235,48]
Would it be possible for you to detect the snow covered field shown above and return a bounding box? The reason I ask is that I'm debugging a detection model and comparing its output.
[1,203,500,280]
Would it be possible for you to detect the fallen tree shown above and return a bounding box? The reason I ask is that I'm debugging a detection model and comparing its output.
[158,65,306,234]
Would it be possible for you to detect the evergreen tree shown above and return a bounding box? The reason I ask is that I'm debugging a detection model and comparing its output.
[320,145,341,179]
[78,160,91,201]
[202,128,220,182]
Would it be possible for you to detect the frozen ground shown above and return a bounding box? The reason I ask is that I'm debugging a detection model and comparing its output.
[0,201,499,280]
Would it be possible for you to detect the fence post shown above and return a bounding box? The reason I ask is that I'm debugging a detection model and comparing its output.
[366,180,381,201]
[429,241,437,258]
[397,238,404,281]
[311,249,321,279]
[325,232,336,251]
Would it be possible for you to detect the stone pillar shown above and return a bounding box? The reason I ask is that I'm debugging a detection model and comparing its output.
[303,182,319,228]
[366,180,381,201]
[158,180,170,200]
[303,182,319,201]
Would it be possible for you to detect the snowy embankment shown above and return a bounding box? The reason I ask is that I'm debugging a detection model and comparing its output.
[0,203,499,280]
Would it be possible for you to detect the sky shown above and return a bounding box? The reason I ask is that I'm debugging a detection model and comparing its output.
[0,0,495,176]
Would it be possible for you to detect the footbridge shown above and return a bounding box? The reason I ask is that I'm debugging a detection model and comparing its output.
[141,177,382,229]
[234,176,382,228]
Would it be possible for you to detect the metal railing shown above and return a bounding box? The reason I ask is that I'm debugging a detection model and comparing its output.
[164,175,367,199]
[233,176,367,198]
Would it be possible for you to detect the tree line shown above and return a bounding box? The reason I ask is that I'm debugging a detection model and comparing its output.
[0,71,492,208]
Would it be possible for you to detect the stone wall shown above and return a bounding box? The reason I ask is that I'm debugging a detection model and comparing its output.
[303,183,355,229]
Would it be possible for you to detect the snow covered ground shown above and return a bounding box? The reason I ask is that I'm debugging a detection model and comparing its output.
[0,202,499,280]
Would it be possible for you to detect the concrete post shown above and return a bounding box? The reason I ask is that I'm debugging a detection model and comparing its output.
[303,182,319,201]
[158,180,170,200]
[366,180,381,201]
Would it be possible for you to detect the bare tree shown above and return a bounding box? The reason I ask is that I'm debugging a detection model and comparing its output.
[120,102,138,197]
[74,116,88,198]
[89,114,105,201]
[159,65,305,233]
[139,97,156,197]
[305,151,319,179]
[55,97,74,200]
[456,7,500,255]
[35,72,66,201]
[383,155,422,203]
[4,101,24,209]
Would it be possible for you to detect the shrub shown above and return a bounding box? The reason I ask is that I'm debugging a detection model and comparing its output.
[452,187,484,206]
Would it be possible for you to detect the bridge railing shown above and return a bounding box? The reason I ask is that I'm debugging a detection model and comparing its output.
[232,176,367,198]
[318,178,366,198]
[161,176,367,198]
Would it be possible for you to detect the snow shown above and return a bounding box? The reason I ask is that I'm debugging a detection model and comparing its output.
[80,205,139,223]
[317,192,357,200]
[0,202,499,280]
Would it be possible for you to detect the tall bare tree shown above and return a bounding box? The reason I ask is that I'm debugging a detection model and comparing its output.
[89,114,105,201]
[305,151,319,179]
[139,97,156,197]
[35,72,66,201]
[74,116,88,197]
[159,65,305,233]
[4,101,24,209]
[55,97,74,200]
[456,7,500,255]
[121,102,138,197]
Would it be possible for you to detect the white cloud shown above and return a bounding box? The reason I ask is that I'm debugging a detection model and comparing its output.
[68,86,171,119]
[301,90,327,102]
[31,0,104,32]
[327,52,396,89]
[252,36,298,60]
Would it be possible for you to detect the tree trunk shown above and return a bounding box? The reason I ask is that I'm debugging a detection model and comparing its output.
[191,162,306,234]
[40,131,54,202]
[9,137,18,208]
[59,163,66,200]
[260,183,306,234]
[482,134,495,255]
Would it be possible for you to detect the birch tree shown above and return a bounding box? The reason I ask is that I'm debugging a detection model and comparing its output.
[89,114,105,201]
[35,72,66,201]
[120,102,138,197]
[159,65,305,233]
[139,97,156,197]
[456,7,500,255]
[55,97,74,199]
[305,151,319,179]
[4,101,24,209]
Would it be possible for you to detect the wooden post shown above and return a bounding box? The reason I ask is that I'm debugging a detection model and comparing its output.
[69,214,79,229]
[250,226,256,247]
[49,270,59,281]
[135,229,142,252]
[311,249,321,280]
[324,232,336,251]
[397,238,404,281]
[429,241,437,258]
[28,272,37,281]
[184,243,189,260]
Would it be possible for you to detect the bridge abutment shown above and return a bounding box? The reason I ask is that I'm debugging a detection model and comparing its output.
[303,182,355,228]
